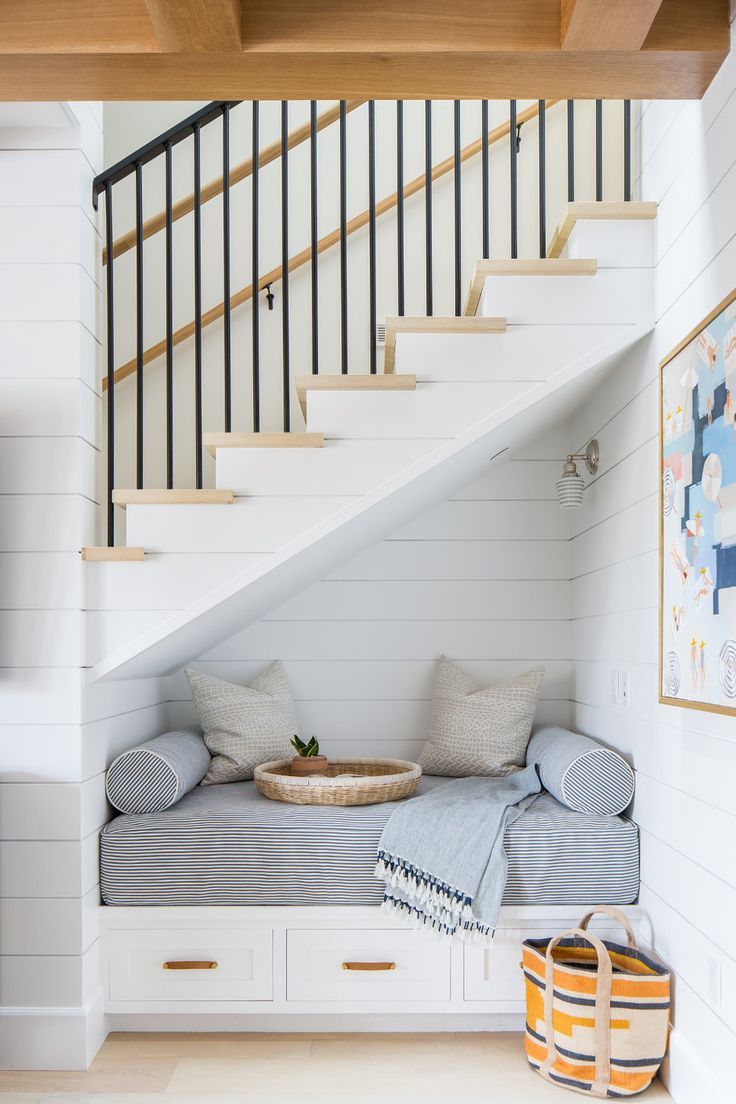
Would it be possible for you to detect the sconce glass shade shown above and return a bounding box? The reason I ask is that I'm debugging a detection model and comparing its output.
[556,462,585,509]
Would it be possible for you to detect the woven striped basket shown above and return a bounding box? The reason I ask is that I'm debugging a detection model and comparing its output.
[254,758,421,806]
[523,906,670,1098]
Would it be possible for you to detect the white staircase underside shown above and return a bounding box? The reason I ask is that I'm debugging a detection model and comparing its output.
[89,210,655,681]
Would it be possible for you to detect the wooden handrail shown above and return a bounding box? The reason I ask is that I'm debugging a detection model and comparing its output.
[104,99,558,391]
[103,99,367,264]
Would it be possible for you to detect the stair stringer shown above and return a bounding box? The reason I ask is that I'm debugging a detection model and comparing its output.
[89,313,654,682]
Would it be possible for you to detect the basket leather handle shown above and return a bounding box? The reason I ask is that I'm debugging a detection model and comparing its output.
[579,905,638,948]
[541,927,612,1098]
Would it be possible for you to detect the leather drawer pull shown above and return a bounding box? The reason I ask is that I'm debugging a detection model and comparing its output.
[162,960,218,970]
[341,961,396,971]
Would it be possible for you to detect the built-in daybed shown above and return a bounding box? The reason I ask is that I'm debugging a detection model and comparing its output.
[98,666,640,1028]
[99,777,639,1027]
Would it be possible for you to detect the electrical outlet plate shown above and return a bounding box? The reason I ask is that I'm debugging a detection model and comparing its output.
[610,670,620,706]
[706,953,722,1007]
[621,670,631,706]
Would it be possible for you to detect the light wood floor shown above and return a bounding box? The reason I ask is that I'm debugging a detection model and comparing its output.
[0,1032,672,1102]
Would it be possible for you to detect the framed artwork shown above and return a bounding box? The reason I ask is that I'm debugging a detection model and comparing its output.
[660,289,736,716]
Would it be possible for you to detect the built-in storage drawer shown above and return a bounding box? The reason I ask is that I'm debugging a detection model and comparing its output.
[464,919,632,1004]
[464,928,527,1004]
[287,928,451,1002]
[108,927,273,1002]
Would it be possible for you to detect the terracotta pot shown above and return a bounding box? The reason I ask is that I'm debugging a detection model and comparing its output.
[290,755,329,776]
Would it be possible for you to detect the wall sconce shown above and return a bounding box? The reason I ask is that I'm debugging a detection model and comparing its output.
[556,439,599,510]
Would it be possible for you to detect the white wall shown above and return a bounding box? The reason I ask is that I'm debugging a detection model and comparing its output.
[172,432,571,769]
[568,46,736,1104]
[0,104,170,1071]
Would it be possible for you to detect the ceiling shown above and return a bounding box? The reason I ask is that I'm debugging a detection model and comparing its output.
[0,0,729,100]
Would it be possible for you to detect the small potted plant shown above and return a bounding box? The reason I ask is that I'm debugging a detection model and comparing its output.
[290,735,328,776]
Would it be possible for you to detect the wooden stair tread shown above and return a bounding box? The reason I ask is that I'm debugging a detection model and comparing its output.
[548,200,657,258]
[81,546,145,562]
[463,258,597,316]
[295,373,417,416]
[204,432,324,457]
[112,489,234,507]
[383,316,506,373]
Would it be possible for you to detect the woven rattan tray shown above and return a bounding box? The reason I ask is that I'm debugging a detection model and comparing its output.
[254,758,422,806]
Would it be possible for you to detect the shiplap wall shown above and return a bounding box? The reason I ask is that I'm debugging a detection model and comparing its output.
[172,431,572,758]
[569,46,736,1104]
[0,104,169,1071]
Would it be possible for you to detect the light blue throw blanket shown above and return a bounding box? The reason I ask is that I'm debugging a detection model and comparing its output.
[375,766,541,942]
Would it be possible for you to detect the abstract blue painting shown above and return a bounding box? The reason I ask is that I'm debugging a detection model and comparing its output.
[660,292,736,716]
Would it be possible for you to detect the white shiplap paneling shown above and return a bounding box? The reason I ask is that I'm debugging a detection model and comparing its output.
[179,448,572,771]
[571,56,736,1102]
[0,104,171,1073]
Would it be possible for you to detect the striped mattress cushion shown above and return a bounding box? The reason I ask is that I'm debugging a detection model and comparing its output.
[527,726,635,815]
[105,728,211,814]
[99,779,639,907]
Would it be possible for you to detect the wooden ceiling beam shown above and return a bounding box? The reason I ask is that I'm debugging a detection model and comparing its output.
[0,49,725,100]
[0,0,159,54]
[239,0,561,53]
[0,0,727,57]
[561,0,664,52]
[144,0,242,53]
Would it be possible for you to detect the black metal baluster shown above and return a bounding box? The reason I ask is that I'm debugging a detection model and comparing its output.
[424,100,433,316]
[596,99,603,201]
[624,100,632,201]
[339,99,348,373]
[252,101,261,428]
[567,99,575,202]
[281,100,291,429]
[310,100,319,373]
[396,100,405,317]
[481,99,490,259]
[164,141,174,489]
[368,100,377,373]
[135,161,144,489]
[222,105,232,434]
[453,100,462,316]
[193,123,203,488]
[509,99,518,259]
[538,99,546,258]
[104,182,115,545]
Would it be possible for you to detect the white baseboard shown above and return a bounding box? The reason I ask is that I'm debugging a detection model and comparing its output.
[660,1027,731,1104]
[0,989,106,1072]
[107,1012,525,1033]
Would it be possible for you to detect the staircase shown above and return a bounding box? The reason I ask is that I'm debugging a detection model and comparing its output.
[88,200,656,680]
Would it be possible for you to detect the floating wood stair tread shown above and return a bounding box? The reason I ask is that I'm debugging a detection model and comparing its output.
[464,258,597,316]
[81,546,145,562]
[204,432,325,458]
[112,489,234,508]
[295,373,417,417]
[548,200,657,258]
[383,316,506,374]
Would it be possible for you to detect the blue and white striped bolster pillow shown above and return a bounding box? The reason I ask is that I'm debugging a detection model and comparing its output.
[526,725,634,815]
[106,728,211,814]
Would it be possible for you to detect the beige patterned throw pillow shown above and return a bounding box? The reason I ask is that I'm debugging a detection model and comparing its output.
[419,657,545,777]
[186,662,297,784]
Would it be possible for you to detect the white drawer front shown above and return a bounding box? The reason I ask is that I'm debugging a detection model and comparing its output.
[464,928,526,1004]
[108,928,273,1002]
[464,922,629,1003]
[287,928,451,1003]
